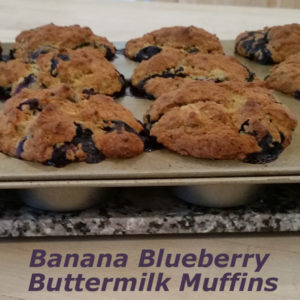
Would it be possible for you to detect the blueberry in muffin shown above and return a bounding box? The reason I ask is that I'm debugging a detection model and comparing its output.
[131,49,258,99]
[125,26,223,62]
[235,24,300,64]
[36,47,126,97]
[0,59,39,101]
[0,47,126,101]
[11,23,116,61]
[145,81,297,163]
[0,86,145,166]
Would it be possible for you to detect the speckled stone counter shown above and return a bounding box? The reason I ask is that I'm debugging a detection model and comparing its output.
[0,185,299,237]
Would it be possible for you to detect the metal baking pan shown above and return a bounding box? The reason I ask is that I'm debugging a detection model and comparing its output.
[0,41,299,182]
[1,41,300,209]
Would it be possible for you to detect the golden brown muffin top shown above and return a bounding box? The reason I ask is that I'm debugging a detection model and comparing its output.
[265,52,300,98]
[0,86,144,165]
[0,59,35,88]
[131,49,258,99]
[125,26,223,61]
[13,23,115,60]
[36,47,124,96]
[146,81,297,162]
[0,48,125,99]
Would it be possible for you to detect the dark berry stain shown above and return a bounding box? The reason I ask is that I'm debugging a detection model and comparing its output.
[244,132,284,164]
[131,67,186,100]
[14,74,36,94]
[141,133,163,152]
[131,62,255,100]
[73,43,115,60]
[73,42,91,50]
[50,54,70,78]
[242,65,256,82]
[103,45,115,60]
[237,30,274,64]
[17,98,41,112]
[82,74,126,98]
[57,54,70,61]
[0,86,12,101]
[0,54,13,62]
[103,120,139,135]
[72,123,105,163]
[144,115,153,132]
[294,90,300,100]
[112,74,127,98]
[140,127,163,152]
[16,137,27,158]
[130,84,155,100]
[47,143,76,167]
[187,48,200,53]
[9,49,16,59]
[30,48,49,60]
[139,116,163,152]
[50,58,59,77]
[82,88,96,99]
[214,79,223,83]
[46,123,105,167]
[102,120,159,152]
[238,120,257,137]
[134,46,162,62]
[239,120,250,133]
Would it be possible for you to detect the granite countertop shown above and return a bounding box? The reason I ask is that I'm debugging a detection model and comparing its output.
[0,184,299,237]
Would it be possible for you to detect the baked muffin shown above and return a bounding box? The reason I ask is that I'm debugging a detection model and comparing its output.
[145,81,297,163]
[265,52,300,99]
[11,23,115,61]
[0,59,40,101]
[0,48,125,100]
[0,86,145,166]
[235,23,300,64]
[125,26,223,62]
[131,49,258,99]
[36,48,126,97]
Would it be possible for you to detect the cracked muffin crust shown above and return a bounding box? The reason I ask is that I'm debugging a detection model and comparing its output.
[12,23,116,61]
[131,49,258,99]
[0,59,39,101]
[0,86,145,166]
[145,81,297,163]
[265,52,300,100]
[235,23,300,64]
[36,47,126,96]
[0,48,126,101]
[125,26,223,62]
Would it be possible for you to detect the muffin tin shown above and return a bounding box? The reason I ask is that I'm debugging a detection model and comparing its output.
[1,41,300,209]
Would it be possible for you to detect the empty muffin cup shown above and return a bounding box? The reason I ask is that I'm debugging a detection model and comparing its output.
[20,187,110,211]
[172,183,262,207]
